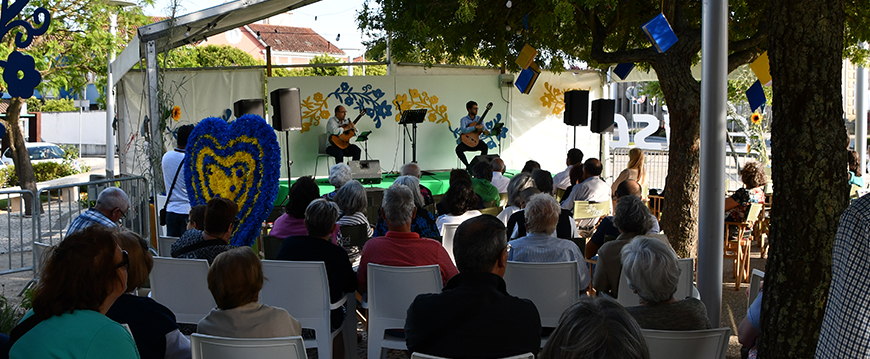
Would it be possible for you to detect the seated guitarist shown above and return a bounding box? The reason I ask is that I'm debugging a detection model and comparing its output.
[455,101,489,169]
[326,105,362,163]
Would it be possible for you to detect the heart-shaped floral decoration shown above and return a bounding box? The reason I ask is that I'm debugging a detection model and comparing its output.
[185,115,280,246]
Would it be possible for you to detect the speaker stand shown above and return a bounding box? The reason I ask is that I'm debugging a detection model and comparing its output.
[280,131,293,207]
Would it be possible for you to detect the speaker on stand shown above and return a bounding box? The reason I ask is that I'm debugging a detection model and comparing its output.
[233,99,265,119]
[564,90,589,147]
[591,99,616,133]
[269,88,303,204]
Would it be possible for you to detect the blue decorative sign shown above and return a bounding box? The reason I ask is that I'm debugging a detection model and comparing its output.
[0,0,51,99]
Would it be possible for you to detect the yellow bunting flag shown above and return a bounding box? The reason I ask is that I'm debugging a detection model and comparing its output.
[750,52,772,86]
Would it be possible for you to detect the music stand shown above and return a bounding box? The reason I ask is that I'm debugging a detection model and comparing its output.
[356,130,373,160]
[490,122,505,154]
[399,109,427,163]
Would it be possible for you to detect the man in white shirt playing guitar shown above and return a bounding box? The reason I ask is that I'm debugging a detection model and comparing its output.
[455,101,492,169]
[326,105,364,163]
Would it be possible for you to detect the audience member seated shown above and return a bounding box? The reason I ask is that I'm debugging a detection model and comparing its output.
[198,248,302,338]
[621,236,712,330]
[357,184,458,291]
[107,231,190,359]
[561,158,612,230]
[436,169,484,215]
[538,297,649,359]
[594,196,659,298]
[323,163,352,201]
[401,162,435,205]
[507,185,577,240]
[471,161,500,203]
[186,204,206,232]
[10,226,139,359]
[66,187,130,234]
[507,193,591,289]
[335,180,374,238]
[531,169,554,195]
[725,161,767,223]
[171,197,236,264]
[276,199,358,330]
[521,160,541,173]
[273,176,320,237]
[490,158,510,193]
[738,290,763,359]
[373,176,440,239]
[612,148,647,198]
[435,178,483,234]
[405,216,541,357]
[497,173,535,224]
[552,148,584,193]
[587,180,660,259]
[560,164,584,206]
[849,150,864,188]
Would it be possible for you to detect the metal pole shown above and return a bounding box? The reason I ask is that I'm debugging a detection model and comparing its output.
[856,58,867,174]
[698,0,728,326]
[145,40,163,194]
[106,12,118,178]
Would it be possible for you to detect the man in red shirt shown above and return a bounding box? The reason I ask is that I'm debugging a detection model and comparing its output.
[357,184,458,291]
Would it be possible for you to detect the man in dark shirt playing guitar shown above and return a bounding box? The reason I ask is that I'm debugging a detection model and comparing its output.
[326,105,364,163]
[455,101,492,169]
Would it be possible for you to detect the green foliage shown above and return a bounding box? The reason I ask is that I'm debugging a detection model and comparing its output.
[41,99,77,112]
[302,54,348,77]
[162,45,262,68]
[20,288,33,311]
[2,160,88,188]
[0,292,24,335]
[25,98,42,113]
[0,166,9,188]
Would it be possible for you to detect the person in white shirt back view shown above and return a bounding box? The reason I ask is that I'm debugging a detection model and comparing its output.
[552,148,584,194]
[491,158,510,193]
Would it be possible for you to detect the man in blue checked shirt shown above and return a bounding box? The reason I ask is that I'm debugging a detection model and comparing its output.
[66,187,130,235]
[816,194,870,358]
[454,101,489,169]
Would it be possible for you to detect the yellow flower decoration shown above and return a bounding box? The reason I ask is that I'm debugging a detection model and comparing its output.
[751,113,762,125]
[171,106,181,121]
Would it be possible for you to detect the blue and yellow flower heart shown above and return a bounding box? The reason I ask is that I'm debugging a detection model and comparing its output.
[185,115,280,246]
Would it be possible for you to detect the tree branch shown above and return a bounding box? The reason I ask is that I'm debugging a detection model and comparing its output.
[728,47,764,73]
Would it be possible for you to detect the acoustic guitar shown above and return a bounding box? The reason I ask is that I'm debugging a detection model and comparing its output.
[460,102,493,147]
[329,109,367,149]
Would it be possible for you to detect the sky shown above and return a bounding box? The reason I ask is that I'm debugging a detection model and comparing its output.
[143,0,372,59]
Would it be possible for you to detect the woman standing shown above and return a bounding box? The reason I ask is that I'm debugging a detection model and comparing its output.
[612,148,647,197]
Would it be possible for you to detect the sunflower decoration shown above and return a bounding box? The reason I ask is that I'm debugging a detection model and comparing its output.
[750,112,762,125]
[171,106,182,121]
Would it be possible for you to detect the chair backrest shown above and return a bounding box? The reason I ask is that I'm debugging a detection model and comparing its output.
[260,260,331,323]
[157,236,178,257]
[441,223,460,264]
[367,264,442,330]
[503,261,580,327]
[156,194,168,236]
[411,352,534,359]
[262,236,284,260]
[499,192,509,207]
[483,200,499,208]
[340,223,370,248]
[33,242,51,277]
[618,258,695,307]
[745,203,763,224]
[555,188,566,202]
[191,333,307,359]
[150,257,215,323]
[318,133,329,154]
[748,269,765,306]
[479,206,501,216]
[573,201,610,220]
[642,327,731,359]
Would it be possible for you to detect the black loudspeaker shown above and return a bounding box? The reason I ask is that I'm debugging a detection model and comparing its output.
[270,88,303,131]
[233,99,264,119]
[469,154,500,169]
[591,99,616,133]
[564,90,589,126]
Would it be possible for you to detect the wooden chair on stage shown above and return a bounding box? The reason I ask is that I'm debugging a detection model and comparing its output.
[724,203,763,290]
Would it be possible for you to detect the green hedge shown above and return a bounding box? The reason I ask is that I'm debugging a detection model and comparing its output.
[1,161,82,188]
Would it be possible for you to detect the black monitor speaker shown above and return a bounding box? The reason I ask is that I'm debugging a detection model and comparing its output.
[564,90,589,126]
[233,99,264,119]
[591,99,616,133]
[270,88,303,131]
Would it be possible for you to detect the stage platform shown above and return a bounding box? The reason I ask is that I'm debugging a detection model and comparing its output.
[274,170,520,205]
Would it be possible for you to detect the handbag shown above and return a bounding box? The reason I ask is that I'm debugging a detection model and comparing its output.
[160,159,184,226]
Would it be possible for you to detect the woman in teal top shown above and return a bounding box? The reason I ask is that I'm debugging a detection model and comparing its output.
[10,226,139,359]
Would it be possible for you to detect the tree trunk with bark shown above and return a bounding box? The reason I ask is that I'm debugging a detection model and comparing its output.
[758,0,847,357]
[2,97,39,215]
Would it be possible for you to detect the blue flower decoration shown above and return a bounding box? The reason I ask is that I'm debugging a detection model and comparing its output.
[328,82,393,128]
[3,51,41,99]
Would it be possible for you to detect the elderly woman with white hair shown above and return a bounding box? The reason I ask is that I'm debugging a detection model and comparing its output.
[335,180,374,238]
[594,195,662,298]
[621,236,712,330]
[401,162,435,205]
[323,163,352,201]
[497,173,535,225]
[507,193,590,289]
[373,176,439,238]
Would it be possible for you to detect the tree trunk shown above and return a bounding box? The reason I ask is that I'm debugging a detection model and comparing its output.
[2,97,39,215]
[653,55,702,258]
[758,0,846,357]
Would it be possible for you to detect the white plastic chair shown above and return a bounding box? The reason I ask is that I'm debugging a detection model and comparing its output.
[411,352,534,359]
[149,257,215,324]
[367,264,443,359]
[190,333,307,359]
[617,258,695,307]
[157,236,178,257]
[642,327,732,359]
[156,194,168,236]
[748,269,765,306]
[441,223,460,264]
[259,260,356,359]
[503,261,580,347]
